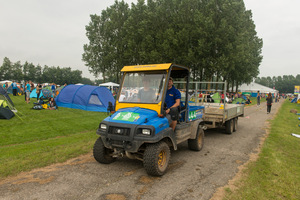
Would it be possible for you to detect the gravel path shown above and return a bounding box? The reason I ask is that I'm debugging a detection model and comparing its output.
[0,100,284,200]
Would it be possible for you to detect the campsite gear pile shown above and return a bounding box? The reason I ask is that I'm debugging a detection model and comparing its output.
[32,98,49,110]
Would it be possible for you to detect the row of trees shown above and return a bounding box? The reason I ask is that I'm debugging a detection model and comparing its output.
[0,57,94,85]
[255,75,300,93]
[83,0,263,91]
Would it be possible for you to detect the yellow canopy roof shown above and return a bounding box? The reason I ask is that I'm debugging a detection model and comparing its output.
[121,63,172,72]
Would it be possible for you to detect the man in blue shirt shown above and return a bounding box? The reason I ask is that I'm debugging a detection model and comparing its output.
[11,81,18,96]
[165,77,181,131]
[26,81,31,104]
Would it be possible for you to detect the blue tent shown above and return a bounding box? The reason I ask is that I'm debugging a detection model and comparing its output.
[55,85,115,112]
[30,88,53,99]
[7,84,22,94]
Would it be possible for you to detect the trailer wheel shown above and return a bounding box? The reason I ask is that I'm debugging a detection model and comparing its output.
[225,119,234,134]
[143,141,170,176]
[188,127,204,151]
[93,137,116,164]
[233,118,238,132]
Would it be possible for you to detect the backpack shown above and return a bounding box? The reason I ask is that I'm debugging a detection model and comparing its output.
[32,105,43,110]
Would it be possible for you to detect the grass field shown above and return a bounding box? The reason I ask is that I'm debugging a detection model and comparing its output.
[224,99,300,199]
[0,95,107,179]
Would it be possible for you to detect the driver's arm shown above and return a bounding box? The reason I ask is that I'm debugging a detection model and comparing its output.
[166,99,180,114]
[172,99,180,108]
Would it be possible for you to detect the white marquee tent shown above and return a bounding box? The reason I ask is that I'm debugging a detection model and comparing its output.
[99,82,119,92]
[237,82,278,94]
[0,80,12,87]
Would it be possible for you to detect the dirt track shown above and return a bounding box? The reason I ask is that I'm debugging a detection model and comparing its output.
[0,100,283,200]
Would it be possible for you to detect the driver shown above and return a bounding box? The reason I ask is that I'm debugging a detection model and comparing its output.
[165,77,181,131]
[137,77,156,103]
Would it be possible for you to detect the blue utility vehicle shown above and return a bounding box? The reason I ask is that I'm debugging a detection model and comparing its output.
[93,63,205,176]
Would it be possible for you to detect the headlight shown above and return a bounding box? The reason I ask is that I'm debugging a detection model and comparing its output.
[142,129,151,135]
[100,124,107,130]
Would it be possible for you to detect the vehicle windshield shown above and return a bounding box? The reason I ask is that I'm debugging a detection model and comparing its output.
[118,71,166,104]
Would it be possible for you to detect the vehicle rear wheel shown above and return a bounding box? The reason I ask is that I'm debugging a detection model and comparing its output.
[188,126,204,151]
[225,119,234,134]
[143,141,170,176]
[233,118,238,132]
[93,137,116,164]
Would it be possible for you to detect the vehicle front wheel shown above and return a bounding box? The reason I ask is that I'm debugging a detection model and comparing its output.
[188,127,204,151]
[93,137,116,164]
[143,141,170,176]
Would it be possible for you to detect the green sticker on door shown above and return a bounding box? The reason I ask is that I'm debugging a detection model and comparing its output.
[112,112,140,122]
[189,111,196,120]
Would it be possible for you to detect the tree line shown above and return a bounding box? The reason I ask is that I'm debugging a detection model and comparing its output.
[0,57,94,85]
[255,75,300,93]
[82,0,263,92]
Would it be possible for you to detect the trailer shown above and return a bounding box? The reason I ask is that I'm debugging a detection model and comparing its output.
[174,81,244,134]
[202,102,244,134]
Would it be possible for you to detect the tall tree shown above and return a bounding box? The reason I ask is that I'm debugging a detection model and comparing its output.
[83,0,130,83]
[82,0,263,88]
[11,61,23,82]
[0,57,13,80]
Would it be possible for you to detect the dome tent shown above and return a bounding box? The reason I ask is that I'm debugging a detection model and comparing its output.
[55,85,115,112]
[30,88,53,99]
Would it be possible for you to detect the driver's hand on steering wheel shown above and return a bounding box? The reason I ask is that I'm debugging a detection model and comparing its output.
[166,108,170,114]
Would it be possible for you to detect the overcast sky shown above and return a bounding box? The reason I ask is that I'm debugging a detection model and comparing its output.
[0,0,299,81]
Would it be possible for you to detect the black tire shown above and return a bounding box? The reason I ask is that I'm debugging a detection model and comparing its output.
[93,137,116,164]
[225,119,234,134]
[233,118,238,132]
[188,127,204,151]
[143,141,170,176]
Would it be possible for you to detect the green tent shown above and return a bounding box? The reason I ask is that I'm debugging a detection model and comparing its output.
[212,93,221,103]
[0,100,15,119]
[232,98,245,104]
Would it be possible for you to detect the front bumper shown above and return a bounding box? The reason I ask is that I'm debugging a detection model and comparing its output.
[96,121,172,152]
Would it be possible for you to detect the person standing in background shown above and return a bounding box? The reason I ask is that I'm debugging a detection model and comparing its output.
[266,92,273,114]
[3,82,8,91]
[51,83,56,96]
[25,81,31,103]
[24,82,27,101]
[11,81,17,96]
[257,91,261,106]
[30,81,34,92]
[36,83,42,100]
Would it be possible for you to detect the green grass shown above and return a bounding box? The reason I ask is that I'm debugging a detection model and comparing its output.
[224,99,300,200]
[0,95,107,178]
